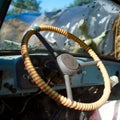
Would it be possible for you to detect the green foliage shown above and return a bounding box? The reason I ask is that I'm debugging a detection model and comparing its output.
[8,0,41,15]
[70,0,91,7]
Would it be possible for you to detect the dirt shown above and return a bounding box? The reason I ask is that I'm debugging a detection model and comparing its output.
[0,18,29,43]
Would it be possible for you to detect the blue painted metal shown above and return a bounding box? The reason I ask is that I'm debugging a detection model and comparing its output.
[0,54,119,96]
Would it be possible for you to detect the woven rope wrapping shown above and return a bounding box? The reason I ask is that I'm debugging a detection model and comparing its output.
[21,25,111,111]
[112,14,120,60]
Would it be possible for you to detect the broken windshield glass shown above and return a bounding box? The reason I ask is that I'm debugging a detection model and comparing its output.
[0,0,119,58]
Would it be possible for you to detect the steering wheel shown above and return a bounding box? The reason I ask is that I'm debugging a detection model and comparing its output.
[21,25,111,111]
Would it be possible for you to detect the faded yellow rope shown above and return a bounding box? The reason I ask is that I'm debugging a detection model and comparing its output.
[112,14,120,60]
[21,25,111,111]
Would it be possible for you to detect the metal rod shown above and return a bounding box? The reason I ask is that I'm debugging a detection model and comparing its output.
[64,74,73,100]
[80,60,100,67]
[35,32,58,58]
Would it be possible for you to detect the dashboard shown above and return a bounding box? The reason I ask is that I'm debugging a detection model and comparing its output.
[0,53,119,96]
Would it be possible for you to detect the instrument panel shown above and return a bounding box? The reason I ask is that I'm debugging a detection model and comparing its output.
[0,53,119,96]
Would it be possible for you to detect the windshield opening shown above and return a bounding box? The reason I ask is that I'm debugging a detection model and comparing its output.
[0,0,120,60]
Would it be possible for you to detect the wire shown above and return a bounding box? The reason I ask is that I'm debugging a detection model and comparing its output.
[17,77,52,114]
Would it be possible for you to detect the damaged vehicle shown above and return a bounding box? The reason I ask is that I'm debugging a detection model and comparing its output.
[0,0,120,119]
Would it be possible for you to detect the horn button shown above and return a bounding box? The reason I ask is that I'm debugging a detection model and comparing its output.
[57,54,79,75]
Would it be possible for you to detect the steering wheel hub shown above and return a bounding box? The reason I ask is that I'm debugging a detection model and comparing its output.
[57,53,79,75]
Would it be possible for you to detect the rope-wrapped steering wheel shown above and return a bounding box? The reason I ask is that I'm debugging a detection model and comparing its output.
[21,25,111,111]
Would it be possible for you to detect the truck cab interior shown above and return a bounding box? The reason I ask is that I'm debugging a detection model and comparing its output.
[0,0,120,119]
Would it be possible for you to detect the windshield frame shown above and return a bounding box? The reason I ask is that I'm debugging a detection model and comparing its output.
[0,0,12,29]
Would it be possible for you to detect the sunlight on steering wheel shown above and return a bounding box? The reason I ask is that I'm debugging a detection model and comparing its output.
[21,25,111,111]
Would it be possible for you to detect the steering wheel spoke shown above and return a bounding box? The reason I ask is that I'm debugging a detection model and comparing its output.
[80,60,100,67]
[64,74,73,100]
[35,32,58,58]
